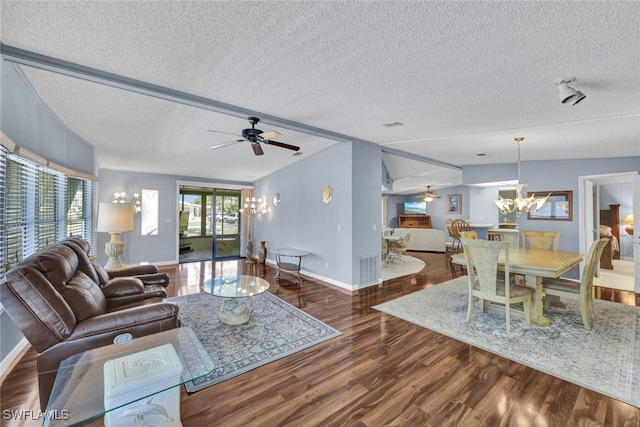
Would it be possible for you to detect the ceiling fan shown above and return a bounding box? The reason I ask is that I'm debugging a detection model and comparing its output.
[415,185,441,202]
[208,117,300,156]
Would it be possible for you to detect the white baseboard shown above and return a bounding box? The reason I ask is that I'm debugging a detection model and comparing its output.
[0,338,29,381]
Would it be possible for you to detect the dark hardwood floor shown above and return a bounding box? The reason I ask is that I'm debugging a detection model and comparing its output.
[2,251,639,426]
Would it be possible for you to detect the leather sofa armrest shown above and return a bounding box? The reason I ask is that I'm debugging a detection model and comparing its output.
[107,264,160,278]
[129,272,170,287]
[37,302,179,373]
[102,277,145,298]
[72,302,179,339]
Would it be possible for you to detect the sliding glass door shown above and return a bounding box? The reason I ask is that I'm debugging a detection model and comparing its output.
[214,190,241,258]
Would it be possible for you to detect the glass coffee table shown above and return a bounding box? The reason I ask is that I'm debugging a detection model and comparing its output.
[44,327,214,426]
[202,275,270,325]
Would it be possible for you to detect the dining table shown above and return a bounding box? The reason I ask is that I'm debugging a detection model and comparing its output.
[451,247,583,326]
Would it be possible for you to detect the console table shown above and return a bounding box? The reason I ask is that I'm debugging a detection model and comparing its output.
[272,248,309,282]
[44,327,214,426]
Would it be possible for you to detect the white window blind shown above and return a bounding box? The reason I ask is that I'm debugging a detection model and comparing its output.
[1,144,96,278]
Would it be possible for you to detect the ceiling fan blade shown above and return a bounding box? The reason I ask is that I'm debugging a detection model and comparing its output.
[251,142,264,156]
[207,130,243,138]
[259,130,281,140]
[263,140,300,151]
[209,139,242,150]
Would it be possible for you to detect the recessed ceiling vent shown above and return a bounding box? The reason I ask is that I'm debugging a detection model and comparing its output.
[381,121,404,128]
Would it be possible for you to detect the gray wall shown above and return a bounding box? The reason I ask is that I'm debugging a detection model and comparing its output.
[0,60,98,362]
[96,169,250,266]
[1,61,97,176]
[254,140,382,289]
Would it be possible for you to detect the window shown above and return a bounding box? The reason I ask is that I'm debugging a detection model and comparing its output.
[1,143,96,278]
[141,189,159,236]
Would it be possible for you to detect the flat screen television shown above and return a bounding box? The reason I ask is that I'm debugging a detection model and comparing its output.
[404,201,427,215]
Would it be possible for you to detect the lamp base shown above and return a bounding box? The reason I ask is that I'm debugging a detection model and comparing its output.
[104,233,125,269]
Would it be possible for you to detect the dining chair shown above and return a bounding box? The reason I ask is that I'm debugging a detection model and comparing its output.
[451,219,472,253]
[381,236,389,263]
[461,237,532,336]
[542,238,609,330]
[460,230,478,240]
[387,232,411,264]
[522,231,560,250]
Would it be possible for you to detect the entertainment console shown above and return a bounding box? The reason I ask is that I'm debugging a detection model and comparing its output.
[398,215,432,229]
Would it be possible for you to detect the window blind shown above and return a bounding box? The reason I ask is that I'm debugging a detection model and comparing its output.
[1,143,96,278]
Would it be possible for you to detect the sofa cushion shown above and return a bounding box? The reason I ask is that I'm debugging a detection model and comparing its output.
[35,245,78,292]
[59,271,107,321]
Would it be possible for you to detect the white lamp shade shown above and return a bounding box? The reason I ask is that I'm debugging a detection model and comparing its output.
[97,202,134,232]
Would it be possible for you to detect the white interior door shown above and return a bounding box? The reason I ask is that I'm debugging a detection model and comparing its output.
[634,175,640,292]
[579,177,596,267]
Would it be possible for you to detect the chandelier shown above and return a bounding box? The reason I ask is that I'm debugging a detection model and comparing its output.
[113,191,141,213]
[494,137,550,214]
[240,197,269,216]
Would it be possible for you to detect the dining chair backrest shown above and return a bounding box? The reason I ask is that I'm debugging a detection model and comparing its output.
[461,238,510,297]
[542,238,609,330]
[451,219,471,238]
[461,237,532,336]
[460,230,478,240]
[522,231,560,251]
[581,237,610,295]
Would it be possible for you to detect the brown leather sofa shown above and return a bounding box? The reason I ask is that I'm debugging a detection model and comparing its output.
[1,237,179,411]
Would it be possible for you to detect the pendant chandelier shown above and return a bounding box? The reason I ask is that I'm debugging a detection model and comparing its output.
[494,137,550,214]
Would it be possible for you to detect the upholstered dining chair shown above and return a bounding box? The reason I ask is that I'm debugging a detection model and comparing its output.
[542,238,609,330]
[461,238,532,336]
[522,230,560,250]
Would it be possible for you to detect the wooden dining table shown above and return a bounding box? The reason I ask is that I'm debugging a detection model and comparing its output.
[451,247,584,326]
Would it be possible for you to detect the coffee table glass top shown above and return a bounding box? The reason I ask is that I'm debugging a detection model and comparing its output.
[44,327,214,426]
[202,274,270,298]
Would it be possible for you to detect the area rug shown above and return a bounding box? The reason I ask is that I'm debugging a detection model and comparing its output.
[373,277,640,407]
[170,291,342,392]
[382,255,425,281]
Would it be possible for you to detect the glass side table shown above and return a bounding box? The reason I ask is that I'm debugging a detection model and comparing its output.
[271,248,310,282]
[44,327,214,426]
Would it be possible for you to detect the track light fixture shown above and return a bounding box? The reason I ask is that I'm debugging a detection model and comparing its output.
[554,77,586,105]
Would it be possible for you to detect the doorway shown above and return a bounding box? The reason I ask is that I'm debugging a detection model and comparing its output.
[178,185,242,263]
[579,173,637,293]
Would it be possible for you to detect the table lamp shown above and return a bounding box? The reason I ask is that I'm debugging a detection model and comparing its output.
[622,214,633,235]
[97,202,134,269]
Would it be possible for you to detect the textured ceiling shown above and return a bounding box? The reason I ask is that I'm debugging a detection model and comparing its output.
[2,1,639,194]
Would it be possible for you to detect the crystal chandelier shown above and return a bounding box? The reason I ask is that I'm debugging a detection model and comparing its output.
[240,197,269,215]
[494,137,550,214]
[113,191,141,213]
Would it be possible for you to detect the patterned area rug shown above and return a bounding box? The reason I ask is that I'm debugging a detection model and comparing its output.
[170,291,342,392]
[373,277,640,407]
